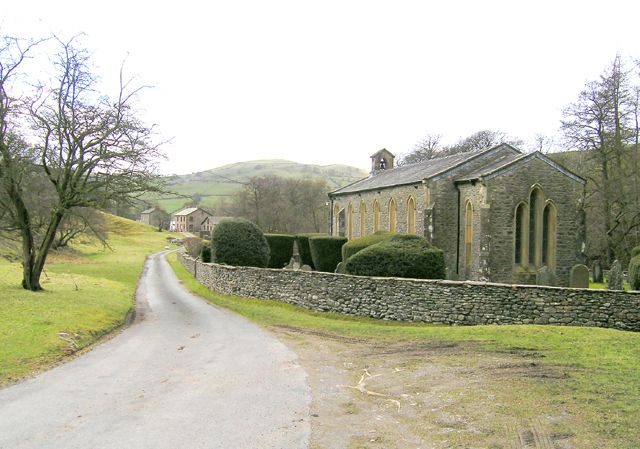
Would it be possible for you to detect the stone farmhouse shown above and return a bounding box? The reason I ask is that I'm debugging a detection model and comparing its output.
[139,207,169,229]
[170,207,213,233]
[328,144,587,286]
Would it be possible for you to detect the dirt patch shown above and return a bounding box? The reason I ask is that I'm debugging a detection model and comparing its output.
[270,326,581,449]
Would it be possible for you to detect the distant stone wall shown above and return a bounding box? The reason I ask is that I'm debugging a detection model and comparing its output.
[179,255,640,332]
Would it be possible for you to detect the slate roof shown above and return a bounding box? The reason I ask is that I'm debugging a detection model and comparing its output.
[141,207,156,214]
[173,207,212,216]
[330,144,518,195]
[456,151,586,184]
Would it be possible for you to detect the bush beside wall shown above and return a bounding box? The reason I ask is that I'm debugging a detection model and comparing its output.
[296,233,325,269]
[341,231,395,261]
[309,236,347,272]
[345,234,445,279]
[211,218,270,268]
[264,234,296,268]
[629,255,640,290]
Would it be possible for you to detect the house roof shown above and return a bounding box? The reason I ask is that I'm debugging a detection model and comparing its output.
[201,216,234,225]
[141,207,156,214]
[173,207,212,216]
[330,144,519,196]
[455,151,586,185]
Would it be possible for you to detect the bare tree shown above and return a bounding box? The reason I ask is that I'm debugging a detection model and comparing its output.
[0,36,164,290]
[561,55,640,264]
[399,130,523,165]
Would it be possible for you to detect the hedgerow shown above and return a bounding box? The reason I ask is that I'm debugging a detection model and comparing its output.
[309,236,347,272]
[211,218,270,267]
[344,234,445,279]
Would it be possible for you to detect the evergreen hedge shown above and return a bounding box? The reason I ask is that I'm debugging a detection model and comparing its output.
[200,245,212,263]
[631,246,640,258]
[629,255,640,290]
[341,231,395,261]
[295,233,325,269]
[264,234,296,268]
[344,234,445,279]
[211,218,270,267]
[309,236,347,272]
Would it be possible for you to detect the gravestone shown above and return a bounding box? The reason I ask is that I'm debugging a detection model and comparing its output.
[285,240,312,271]
[592,259,604,283]
[606,260,624,290]
[569,264,589,288]
[536,266,555,286]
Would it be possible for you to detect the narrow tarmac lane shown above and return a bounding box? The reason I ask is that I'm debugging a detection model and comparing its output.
[0,251,310,449]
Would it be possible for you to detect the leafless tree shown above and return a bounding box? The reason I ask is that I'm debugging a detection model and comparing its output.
[0,35,164,290]
[561,55,640,264]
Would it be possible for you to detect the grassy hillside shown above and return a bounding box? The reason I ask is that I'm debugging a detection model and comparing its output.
[148,159,367,213]
[0,214,176,385]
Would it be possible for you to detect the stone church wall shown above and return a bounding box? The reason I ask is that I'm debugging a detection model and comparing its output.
[486,158,585,286]
[179,254,640,332]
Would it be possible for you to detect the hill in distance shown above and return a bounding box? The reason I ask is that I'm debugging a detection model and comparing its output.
[150,159,368,214]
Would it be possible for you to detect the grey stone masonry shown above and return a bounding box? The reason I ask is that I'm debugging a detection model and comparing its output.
[180,255,640,332]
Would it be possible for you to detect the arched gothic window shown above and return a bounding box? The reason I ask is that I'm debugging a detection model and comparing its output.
[388,198,397,232]
[347,203,354,239]
[333,203,340,235]
[359,201,366,237]
[465,201,473,268]
[407,196,416,234]
[373,200,380,232]
[528,187,544,266]
[542,202,557,269]
[514,203,527,265]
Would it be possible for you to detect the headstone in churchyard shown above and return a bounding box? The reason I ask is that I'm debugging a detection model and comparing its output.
[569,264,590,288]
[592,259,604,283]
[285,240,303,270]
[606,260,624,290]
[536,266,555,286]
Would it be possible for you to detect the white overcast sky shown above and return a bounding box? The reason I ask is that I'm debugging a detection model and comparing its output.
[2,0,640,174]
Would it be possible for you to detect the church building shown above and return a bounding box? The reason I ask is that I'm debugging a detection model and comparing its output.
[328,144,586,286]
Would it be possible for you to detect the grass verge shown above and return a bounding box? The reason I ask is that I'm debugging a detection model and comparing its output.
[0,214,175,385]
[169,253,640,448]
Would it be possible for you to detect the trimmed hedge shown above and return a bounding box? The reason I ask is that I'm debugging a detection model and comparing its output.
[344,234,445,279]
[309,236,347,272]
[296,233,325,269]
[211,218,270,268]
[629,255,640,290]
[200,245,212,263]
[265,234,296,268]
[342,231,395,261]
[631,246,640,258]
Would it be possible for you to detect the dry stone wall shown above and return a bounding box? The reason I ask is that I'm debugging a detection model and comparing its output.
[179,255,640,332]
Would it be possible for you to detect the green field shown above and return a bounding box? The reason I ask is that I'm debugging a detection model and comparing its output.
[148,159,367,213]
[169,254,640,448]
[0,215,175,385]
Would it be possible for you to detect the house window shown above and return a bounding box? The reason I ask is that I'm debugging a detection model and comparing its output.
[407,196,416,234]
[347,203,354,239]
[359,201,366,237]
[542,203,557,269]
[389,198,397,232]
[373,200,380,232]
[333,203,340,234]
[465,201,473,268]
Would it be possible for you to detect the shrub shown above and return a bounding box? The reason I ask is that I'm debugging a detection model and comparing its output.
[264,234,296,268]
[341,231,395,261]
[631,246,640,258]
[200,245,211,263]
[344,234,445,279]
[211,218,270,267]
[629,255,640,290]
[309,236,347,272]
[295,233,325,269]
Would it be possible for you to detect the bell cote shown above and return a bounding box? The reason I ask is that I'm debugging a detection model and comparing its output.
[370,149,395,175]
